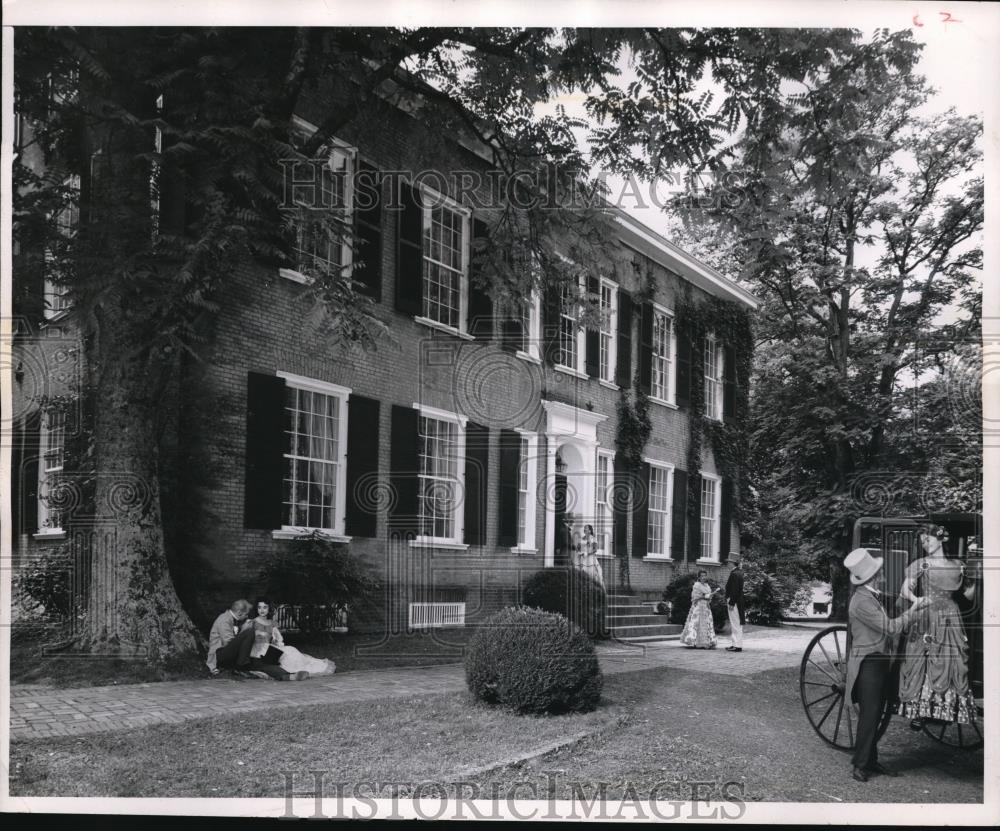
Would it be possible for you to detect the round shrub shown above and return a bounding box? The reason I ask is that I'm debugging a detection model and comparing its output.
[742,560,808,625]
[465,606,603,714]
[522,567,608,639]
[662,572,728,633]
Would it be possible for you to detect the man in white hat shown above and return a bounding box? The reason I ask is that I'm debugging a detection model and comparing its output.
[843,547,927,782]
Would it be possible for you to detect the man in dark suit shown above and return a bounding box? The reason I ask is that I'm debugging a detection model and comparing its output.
[843,548,927,782]
[724,559,745,652]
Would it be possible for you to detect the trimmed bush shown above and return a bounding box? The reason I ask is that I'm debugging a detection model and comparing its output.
[662,572,728,632]
[465,606,603,714]
[522,567,607,639]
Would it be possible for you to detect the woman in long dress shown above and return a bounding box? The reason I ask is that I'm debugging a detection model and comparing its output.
[680,570,718,649]
[248,598,336,679]
[576,524,605,589]
[896,525,977,725]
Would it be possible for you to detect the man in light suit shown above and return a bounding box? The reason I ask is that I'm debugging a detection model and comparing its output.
[724,558,745,652]
[843,548,926,782]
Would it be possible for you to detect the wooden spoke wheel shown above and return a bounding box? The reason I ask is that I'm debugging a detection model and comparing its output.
[921,704,984,751]
[799,624,890,751]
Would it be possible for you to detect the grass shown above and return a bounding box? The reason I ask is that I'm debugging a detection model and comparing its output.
[9,663,983,802]
[10,627,476,689]
[10,689,625,798]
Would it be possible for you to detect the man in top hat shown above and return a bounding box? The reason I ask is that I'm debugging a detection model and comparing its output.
[843,547,927,782]
[724,557,746,652]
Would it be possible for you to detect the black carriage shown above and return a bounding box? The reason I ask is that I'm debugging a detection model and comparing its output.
[799,513,984,751]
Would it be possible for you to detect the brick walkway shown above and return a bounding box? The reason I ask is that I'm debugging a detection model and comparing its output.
[10,625,819,741]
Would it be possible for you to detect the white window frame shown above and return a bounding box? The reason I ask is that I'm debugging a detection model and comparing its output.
[698,472,722,563]
[274,372,351,541]
[413,403,468,547]
[595,449,615,557]
[598,278,618,386]
[36,409,67,537]
[555,274,586,377]
[516,289,542,363]
[643,459,675,560]
[650,302,677,406]
[704,333,724,422]
[512,430,539,552]
[280,138,357,286]
[414,185,471,336]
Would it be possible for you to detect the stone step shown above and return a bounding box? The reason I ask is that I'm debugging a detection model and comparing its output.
[607,613,666,627]
[614,633,683,644]
[608,623,682,638]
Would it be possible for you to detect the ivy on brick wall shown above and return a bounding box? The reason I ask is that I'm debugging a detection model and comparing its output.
[676,291,753,553]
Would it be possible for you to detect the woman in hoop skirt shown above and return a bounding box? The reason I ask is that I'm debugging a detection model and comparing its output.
[680,570,719,649]
[896,525,978,726]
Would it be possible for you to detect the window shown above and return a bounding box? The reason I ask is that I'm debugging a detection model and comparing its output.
[704,335,724,421]
[287,141,356,280]
[557,278,585,373]
[44,174,80,318]
[422,196,469,330]
[417,409,466,544]
[652,307,676,403]
[646,464,674,559]
[515,433,539,549]
[281,376,350,535]
[595,451,614,555]
[518,290,542,361]
[598,280,618,383]
[700,474,721,561]
[38,409,66,533]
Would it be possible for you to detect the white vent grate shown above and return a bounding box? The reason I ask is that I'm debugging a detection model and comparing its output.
[408,602,466,630]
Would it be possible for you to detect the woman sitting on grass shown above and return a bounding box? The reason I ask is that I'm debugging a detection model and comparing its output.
[249,598,336,678]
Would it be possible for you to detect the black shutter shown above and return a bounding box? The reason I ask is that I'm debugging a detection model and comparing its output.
[389,405,420,533]
[463,422,489,545]
[542,283,561,365]
[498,429,521,546]
[353,160,382,301]
[395,179,423,315]
[676,322,692,410]
[687,472,702,560]
[632,462,650,558]
[585,275,600,378]
[638,302,654,395]
[719,478,734,561]
[244,372,287,530]
[345,394,380,537]
[723,343,736,422]
[615,290,633,387]
[613,457,630,557]
[468,218,493,339]
[671,469,687,559]
[14,412,40,537]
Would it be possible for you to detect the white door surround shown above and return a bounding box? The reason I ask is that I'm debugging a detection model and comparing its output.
[541,400,608,567]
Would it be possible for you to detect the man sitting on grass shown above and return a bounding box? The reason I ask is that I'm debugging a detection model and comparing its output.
[206,598,305,680]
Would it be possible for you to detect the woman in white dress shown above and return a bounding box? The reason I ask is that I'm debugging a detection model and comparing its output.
[249,598,336,678]
[576,524,605,589]
[680,571,719,649]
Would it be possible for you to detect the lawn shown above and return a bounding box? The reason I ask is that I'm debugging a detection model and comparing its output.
[9,627,475,688]
[9,663,983,803]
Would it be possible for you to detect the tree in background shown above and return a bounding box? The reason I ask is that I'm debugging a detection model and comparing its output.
[667,33,982,615]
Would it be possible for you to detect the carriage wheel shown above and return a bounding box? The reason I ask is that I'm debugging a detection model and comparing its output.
[921,704,984,751]
[799,624,891,751]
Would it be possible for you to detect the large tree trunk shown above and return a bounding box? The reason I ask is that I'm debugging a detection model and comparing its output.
[73,295,203,660]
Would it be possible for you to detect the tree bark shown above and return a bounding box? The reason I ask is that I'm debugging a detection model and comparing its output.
[73,293,203,660]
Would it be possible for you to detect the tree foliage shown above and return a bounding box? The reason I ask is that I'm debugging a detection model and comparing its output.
[668,33,982,614]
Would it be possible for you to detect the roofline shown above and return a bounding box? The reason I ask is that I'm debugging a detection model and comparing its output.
[611,207,760,311]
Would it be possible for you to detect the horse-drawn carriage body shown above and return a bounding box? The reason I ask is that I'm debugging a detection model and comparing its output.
[800,513,983,751]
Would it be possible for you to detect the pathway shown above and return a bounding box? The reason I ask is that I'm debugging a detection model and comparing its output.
[10,625,816,741]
